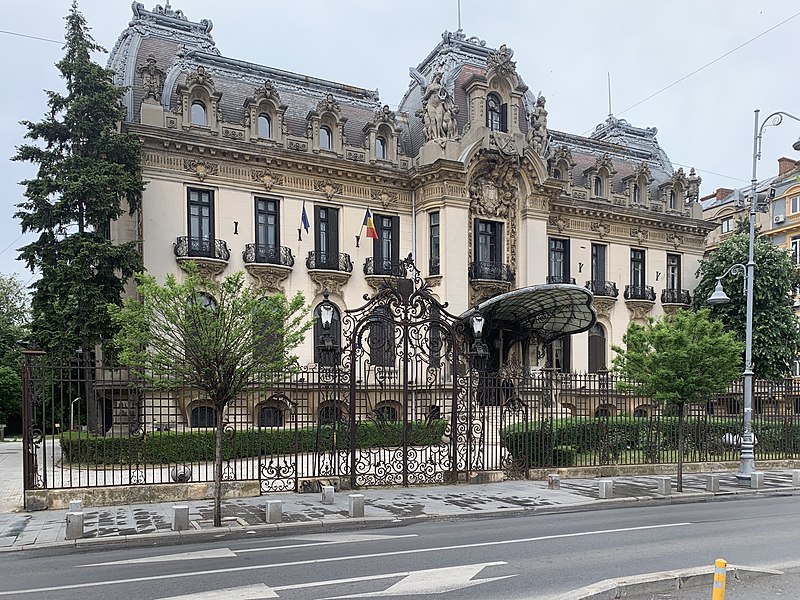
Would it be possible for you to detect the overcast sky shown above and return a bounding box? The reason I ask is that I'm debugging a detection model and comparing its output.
[2,1,799,283]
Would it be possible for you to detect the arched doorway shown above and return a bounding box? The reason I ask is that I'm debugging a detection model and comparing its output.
[588,323,607,373]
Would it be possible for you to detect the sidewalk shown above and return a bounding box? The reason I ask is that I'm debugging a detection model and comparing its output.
[1,439,799,554]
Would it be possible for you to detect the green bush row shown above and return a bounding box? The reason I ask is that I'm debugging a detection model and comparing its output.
[501,416,800,467]
[60,419,448,465]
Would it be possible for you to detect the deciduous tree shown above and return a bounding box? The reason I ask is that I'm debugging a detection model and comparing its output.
[612,309,743,491]
[110,263,311,526]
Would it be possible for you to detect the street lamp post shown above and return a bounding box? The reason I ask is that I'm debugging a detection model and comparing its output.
[708,109,800,485]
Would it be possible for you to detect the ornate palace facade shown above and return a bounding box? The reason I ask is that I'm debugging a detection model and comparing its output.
[109,3,713,373]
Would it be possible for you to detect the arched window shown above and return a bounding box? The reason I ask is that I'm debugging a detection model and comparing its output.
[320,125,332,150]
[318,401,344,425]
[632,183,640,204]
[257,113,272,139]
[553,168,562,180]
[191,101,207,126]
[190,405,216,428]
[588,323,606,373]
[594,176,604,197]
[375,402,400,421]
[375,137,387,160]
[594,405,614,418]
[487,94,502,131]
[668,190,677,210]
[633,406,650,418]
[313,301,341,365]
[259,405,283,427]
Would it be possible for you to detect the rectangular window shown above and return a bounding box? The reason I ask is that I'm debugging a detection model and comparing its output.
[373,213,400,275]
[791,196,800,214]
[548,238,570,283]
[314,206,339,269]
[792,237,800,265]
[591,243,606,283]
[666,254,681,291]
[188,188,214,257]
[255,198,280,263]
[547,336,571,372]
[630,249,646,289]
[429,212,440,275]
[720,217,734,233]
[475,219,501,264]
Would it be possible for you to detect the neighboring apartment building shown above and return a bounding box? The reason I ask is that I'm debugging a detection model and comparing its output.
[108,3,713,374]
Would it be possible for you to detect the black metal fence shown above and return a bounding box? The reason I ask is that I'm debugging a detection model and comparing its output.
[22,352,800,493]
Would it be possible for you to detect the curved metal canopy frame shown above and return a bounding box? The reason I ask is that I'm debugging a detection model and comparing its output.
[458,284,597,344]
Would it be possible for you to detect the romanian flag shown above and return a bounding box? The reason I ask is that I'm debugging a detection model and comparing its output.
[364,208,379,240]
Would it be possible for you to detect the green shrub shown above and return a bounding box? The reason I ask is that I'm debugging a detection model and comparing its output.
[59,419,448,465]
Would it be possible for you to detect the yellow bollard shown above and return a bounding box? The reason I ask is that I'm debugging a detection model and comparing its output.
[712,558,727,600]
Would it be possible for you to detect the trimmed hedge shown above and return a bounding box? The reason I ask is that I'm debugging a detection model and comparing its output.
[501,416,800,467]
[60,419,448,465]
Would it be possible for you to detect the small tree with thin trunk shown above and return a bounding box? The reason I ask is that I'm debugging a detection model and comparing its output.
[109,263,311,526]
[612,309,743,491]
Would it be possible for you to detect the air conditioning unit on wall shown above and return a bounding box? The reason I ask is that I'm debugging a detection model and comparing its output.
[774,214,786,224]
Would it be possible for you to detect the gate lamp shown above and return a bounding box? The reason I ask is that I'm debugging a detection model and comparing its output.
[470,312,488,361]
[318,289,336,353]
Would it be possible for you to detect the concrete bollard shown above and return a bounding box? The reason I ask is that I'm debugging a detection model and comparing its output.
[265,500,282,524]
[792,470,800,487]
[321,485,335,505]
[547,473,561,490]
[705,474,720,493]
[172,505,190,531]
[598,480,613,499]
[69,499,83,512]
[65,511,84,540]
[656,476,672,495]
[750,471,764,490]
[348,494,365,518]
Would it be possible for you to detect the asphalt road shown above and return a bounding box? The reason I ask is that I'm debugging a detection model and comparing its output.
[1,495,799,599]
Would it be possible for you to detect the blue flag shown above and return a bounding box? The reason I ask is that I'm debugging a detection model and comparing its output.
[301,202,310,234]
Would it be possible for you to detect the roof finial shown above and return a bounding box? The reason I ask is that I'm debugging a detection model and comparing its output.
[457,0,462,34]
[607,72,613,118]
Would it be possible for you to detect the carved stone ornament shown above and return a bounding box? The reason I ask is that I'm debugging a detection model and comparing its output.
[374,104,397,126]
[316,93,341,116]
[625,299,654,322]
[314,178,343,199]
[251,169,284,191]
[630,226,648,245]
[137,54,166,103]
[468,156,519,220]
[549,213,568,233]
[187,65,214,89]
[308,271,351,297]
[176,257,225,280]
[410,69,459,143]
[634,161,654,183]
[245,264,291,294]
[254,80,281,104]
[595,153,615,174]
[184,159,219,181]
[687,167,702,202]
[489,131,519,157]
[591,220,608,239]
[486,44,517,78]
[425,275,442,289]
[371,188,398,209]
[528,95,548,155]
[592,297,617,319]
[666,232,684,249]
[470,280,512,306]
[551,145,574,169]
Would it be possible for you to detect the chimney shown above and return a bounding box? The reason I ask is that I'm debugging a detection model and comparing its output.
[715,187,734,201]
[778,157,799,176]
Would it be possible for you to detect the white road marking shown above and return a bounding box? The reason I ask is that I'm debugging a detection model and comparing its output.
[0,523,691,596]
[80,534,418,567]
[157,583,278,599]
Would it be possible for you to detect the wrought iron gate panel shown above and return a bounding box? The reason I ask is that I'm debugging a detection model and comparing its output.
[342,261,462,488]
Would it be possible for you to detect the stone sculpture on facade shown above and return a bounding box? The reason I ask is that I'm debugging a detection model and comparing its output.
[529,95,548,154]
[410,68,459,143]
[137,54,166,103]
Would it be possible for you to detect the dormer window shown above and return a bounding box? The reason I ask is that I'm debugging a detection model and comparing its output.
[632,184,640,204]
[487,93,507,132]
[594,176,604,197]
[191,101,207,126]
[376,136,387,160]
[320,125,332,150]
[258,113,272,139]
[553,168,562,180]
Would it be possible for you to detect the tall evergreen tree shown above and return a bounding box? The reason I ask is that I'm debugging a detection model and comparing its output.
[13,2,143,358]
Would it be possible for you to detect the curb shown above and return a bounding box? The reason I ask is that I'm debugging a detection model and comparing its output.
[1,485,798,555]
[544,564,785,600]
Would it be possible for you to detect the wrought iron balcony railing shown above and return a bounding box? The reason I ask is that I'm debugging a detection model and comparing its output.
[661,288,691,305]
[624,284,656,301]
[306,251,354,273]
[585,280,619,297]
[242,243,294,267]
[468,261,515,282]
[363,257,407,277]
[174,236,230,261]
[429,257,440,276]
[546,275,576,285]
